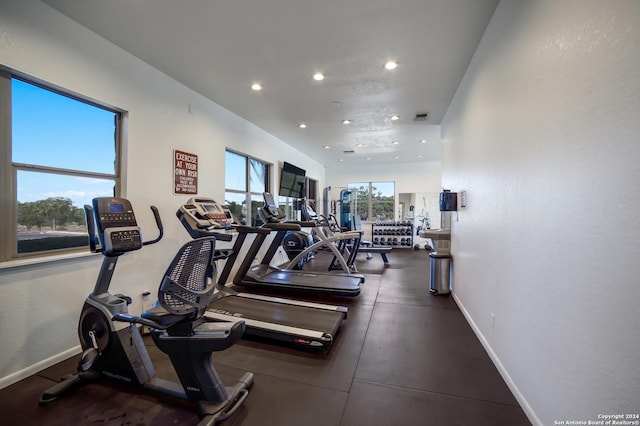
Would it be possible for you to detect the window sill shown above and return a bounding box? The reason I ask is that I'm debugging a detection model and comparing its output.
[0,250,98,271]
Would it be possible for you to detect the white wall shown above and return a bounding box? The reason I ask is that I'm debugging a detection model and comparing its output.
[441,1,640,424]
[0,0,325,386]
[327,160,441,195]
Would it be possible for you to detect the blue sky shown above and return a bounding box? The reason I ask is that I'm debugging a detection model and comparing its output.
[12,79,117,208]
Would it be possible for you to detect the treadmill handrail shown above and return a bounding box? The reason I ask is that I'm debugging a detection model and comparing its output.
[286,220,317,228]
[233,224,272,235]
[216,224,273,286]
[262,222,301,231]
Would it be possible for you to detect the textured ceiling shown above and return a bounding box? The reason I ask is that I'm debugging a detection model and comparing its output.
[43,0,499,167]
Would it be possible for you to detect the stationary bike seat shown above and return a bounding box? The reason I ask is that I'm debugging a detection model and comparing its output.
[141,302,186,328]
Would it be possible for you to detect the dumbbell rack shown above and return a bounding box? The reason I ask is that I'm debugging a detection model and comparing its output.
[371,221,414,247]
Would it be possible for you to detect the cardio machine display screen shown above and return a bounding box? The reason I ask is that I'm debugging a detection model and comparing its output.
[203,204,221,213]
[108,202,125,213]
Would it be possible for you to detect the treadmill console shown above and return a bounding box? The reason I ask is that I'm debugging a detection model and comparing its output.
[262,192,283,220]
[180,197,231,229]
[91,197,142,255]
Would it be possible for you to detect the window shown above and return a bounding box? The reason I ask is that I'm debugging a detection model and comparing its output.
[306,177,318,201]
[0,72,121,261]
[224,150,270,226]
[347,181,395,222]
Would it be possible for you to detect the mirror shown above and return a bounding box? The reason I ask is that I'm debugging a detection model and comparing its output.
[398,192,442,249]
[398,192,441,229]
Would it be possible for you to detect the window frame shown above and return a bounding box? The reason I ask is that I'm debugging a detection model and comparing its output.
[0,69,123,262]
[224,149,271,226]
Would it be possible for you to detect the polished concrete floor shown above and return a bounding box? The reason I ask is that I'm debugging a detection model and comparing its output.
[0,249,531,425]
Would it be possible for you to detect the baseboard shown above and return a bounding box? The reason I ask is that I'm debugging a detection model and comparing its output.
[0,345,81,389]
[451,291,542,426]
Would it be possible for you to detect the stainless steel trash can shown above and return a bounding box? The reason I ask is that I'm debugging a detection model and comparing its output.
[429,252,452,295]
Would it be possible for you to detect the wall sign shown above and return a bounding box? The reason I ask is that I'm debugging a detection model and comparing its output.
[174,149,198,194]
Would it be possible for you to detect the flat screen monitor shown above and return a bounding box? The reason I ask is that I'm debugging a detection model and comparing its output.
[279,162,306,199]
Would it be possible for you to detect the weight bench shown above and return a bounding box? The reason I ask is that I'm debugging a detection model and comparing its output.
[357,242,391,265]
[352,215,391,267]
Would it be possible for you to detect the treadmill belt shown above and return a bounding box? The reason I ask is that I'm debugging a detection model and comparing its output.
[211,296,343,335]
[267,271,361,288]
[244,267,361,295]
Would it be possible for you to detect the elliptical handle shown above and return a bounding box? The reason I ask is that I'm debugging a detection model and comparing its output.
[143,205,164,246]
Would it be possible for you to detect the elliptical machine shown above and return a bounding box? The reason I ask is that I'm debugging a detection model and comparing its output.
[40,197,253,425]
[259,192,363,275]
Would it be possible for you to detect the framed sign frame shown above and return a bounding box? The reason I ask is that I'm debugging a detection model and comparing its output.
[174,149,198,194]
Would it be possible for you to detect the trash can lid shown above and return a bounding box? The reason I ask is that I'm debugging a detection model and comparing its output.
[429,252,452,258]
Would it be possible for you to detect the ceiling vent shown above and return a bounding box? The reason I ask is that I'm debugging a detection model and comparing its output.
[343,150,355,154]
[413,113,429,122]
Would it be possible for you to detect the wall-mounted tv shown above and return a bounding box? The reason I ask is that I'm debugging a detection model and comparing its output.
[279,161,306,199]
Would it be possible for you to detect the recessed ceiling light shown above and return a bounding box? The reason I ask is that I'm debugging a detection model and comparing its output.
[420,139,427,144]
[251,83,262,91]
[324,145,330,149]
[390,115,400,121]
[313,72,325,81]
[416,154,423,158]
[394,156,400,159]
[356,143,364,147]
[385,61,398,70]
[339,158,344,162]
[366,157,371,161]
[299,123,307,128]
[342,119,352,124]
[392,140,400,145]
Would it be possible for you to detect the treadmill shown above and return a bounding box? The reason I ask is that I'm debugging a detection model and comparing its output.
[177,198,347,352]
[232,193,363,297]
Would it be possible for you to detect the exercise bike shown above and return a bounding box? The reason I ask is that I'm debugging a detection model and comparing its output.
[40,197,253,425]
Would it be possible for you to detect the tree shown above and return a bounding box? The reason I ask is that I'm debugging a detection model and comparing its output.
[353,186,369,220]
[17,197,76,230]
[17,201,44,230]
[350,184,394,221]
[69,207,86,225]
[224,200,245,225]
[41,197,74,230]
